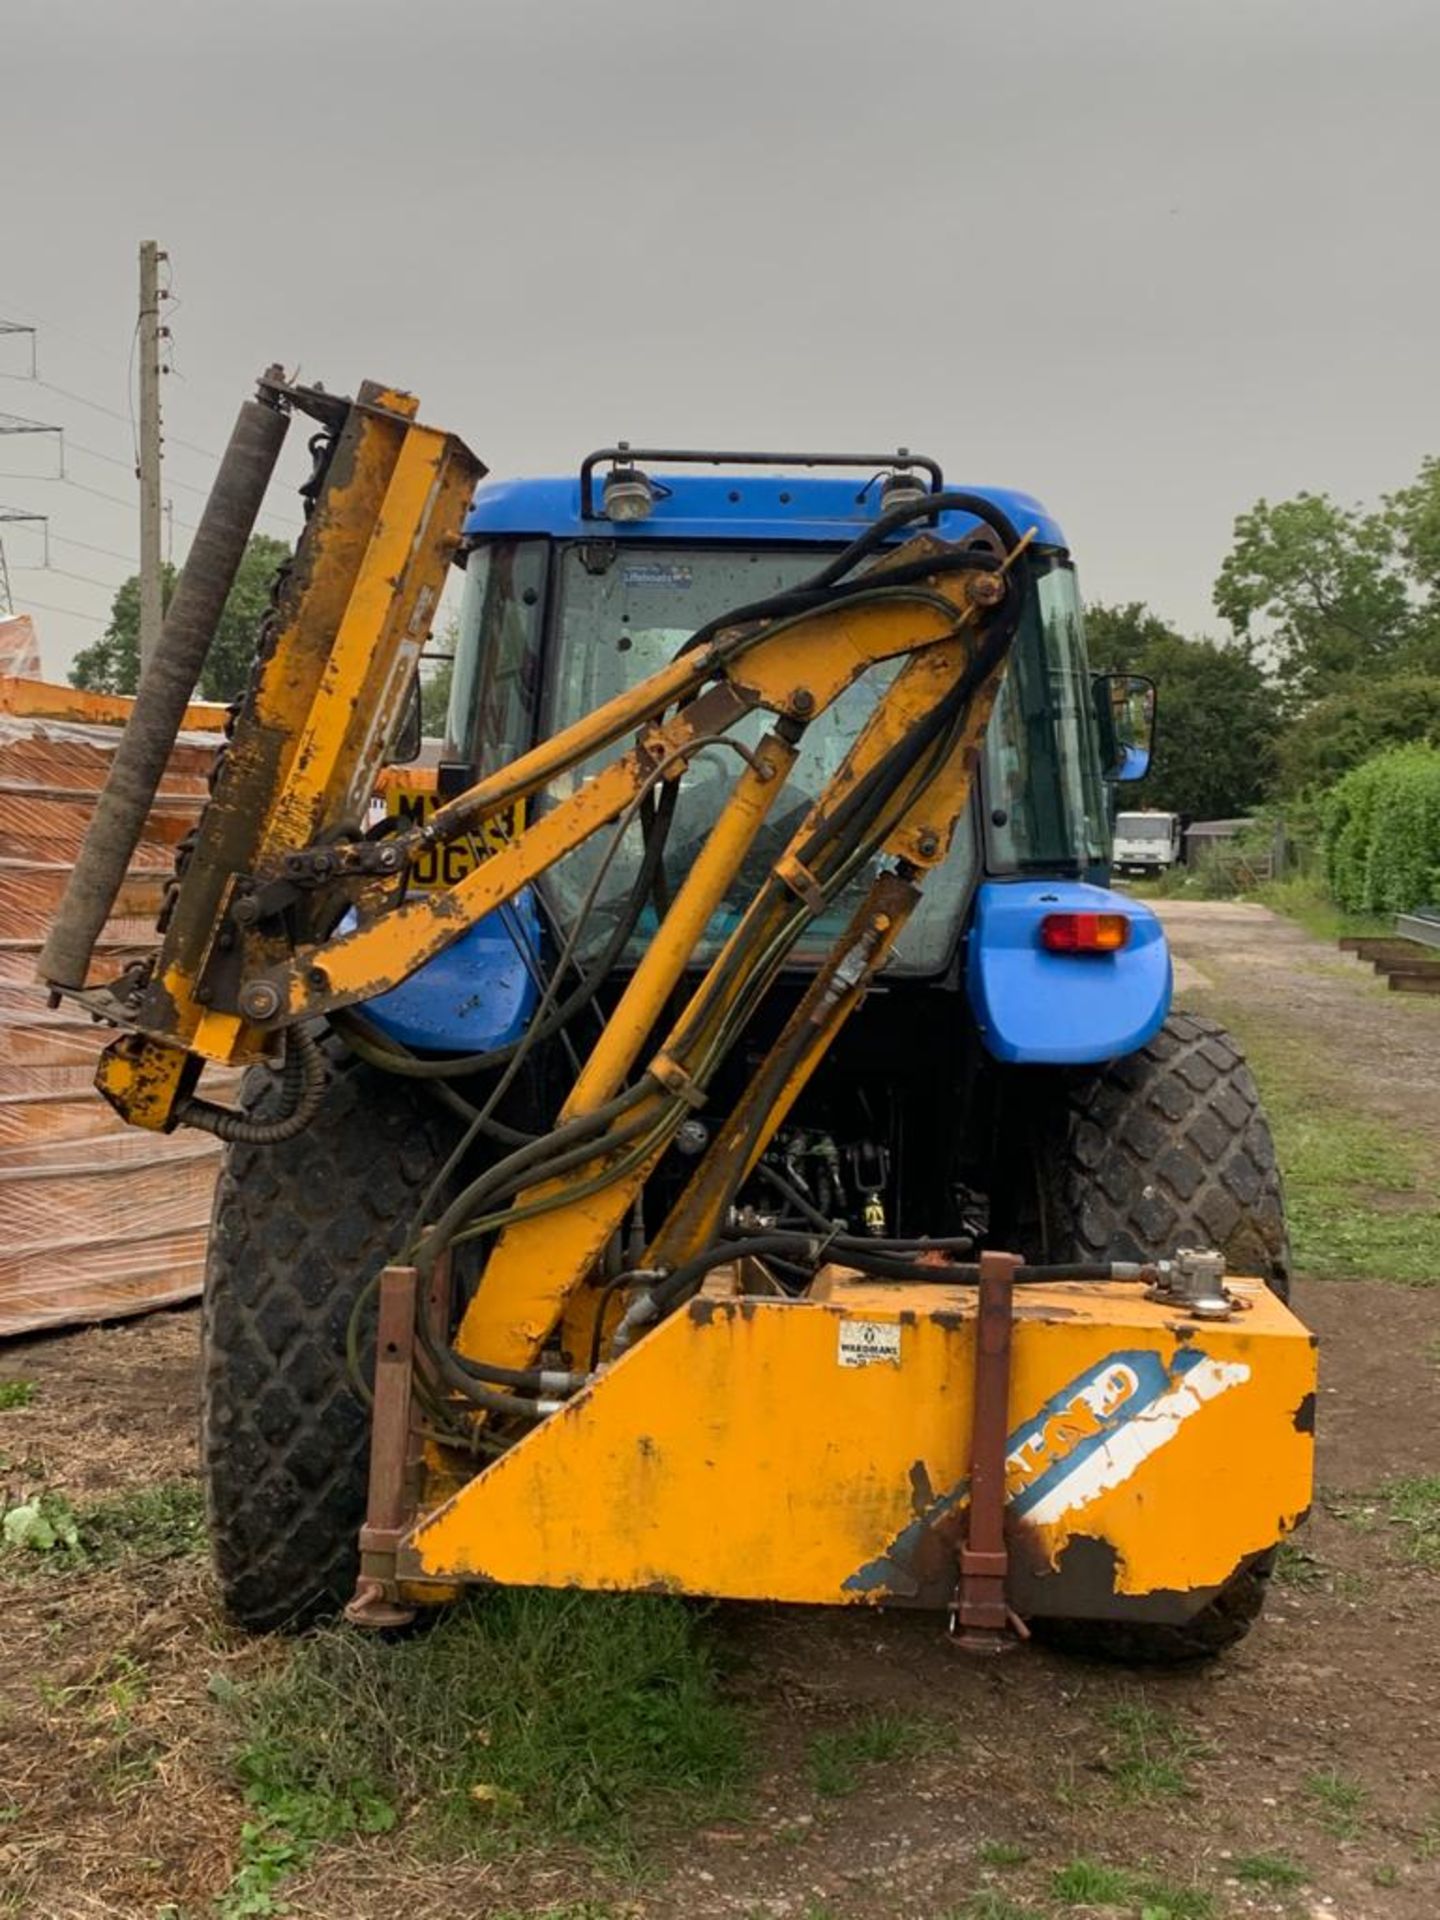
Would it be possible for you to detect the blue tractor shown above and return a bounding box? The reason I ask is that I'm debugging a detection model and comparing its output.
[41,393,1296,1659]
[210,445,1289,1652]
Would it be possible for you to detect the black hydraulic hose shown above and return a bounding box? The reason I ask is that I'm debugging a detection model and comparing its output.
[414,1080,656,1273]
[399,507,1030,1379]
[414,1314,559,1420]
[792,608,1018,878]
[800,488,1024,591]
[396,779,679,1256]
[336,779,677,1084]
[751,1163,976,1252]
[176,1024,326,1144]
[342,1267,579,1408]
[649,1234,1138,1315]
[651,1234,831,1314]
[335,1011,536,1144]
[453,1102,664,1225]
[668,492,1026,666]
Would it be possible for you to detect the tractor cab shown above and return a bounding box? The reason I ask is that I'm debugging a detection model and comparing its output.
[370,449,1167,1068]
[443,452,1131,960]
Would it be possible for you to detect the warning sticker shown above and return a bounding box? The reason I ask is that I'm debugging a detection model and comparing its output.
[837,1320,902,1369]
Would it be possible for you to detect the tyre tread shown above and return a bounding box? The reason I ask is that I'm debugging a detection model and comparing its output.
[201,1037,451,1633]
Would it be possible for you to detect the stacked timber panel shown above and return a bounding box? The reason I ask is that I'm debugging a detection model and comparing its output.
[0,684,233,1337]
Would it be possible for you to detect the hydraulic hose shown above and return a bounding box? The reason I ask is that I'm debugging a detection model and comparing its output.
[176,1025,326,1145]
[646,1233,1145,1317]
[413,1080,657,1274]
[394,499,1029,1395]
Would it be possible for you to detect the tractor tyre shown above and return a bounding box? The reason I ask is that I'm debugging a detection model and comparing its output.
[999,1009,1289,1298]
[201,1034,456,1633]
[993,1009,1290,1663]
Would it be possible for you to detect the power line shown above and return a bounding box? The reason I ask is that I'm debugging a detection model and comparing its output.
[11,559,126,592]
[0,368,235,473]
[67,436,134,473]
[52,530,137,566]
[10,592,106,627]
[1,467,201,534]
[14,374,129,427]
[0,301,127,371]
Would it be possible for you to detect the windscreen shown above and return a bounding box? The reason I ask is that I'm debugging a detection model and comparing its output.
[984,560,1111,874]
[1116,815,1173,843]
[538,542,978,972]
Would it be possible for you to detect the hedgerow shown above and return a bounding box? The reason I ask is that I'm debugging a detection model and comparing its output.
[1322,745,1440,914]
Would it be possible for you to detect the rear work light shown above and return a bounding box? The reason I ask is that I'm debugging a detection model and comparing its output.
[1040,911,1131,954]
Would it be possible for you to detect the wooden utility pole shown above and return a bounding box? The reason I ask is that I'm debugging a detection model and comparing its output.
[137,241,165,675]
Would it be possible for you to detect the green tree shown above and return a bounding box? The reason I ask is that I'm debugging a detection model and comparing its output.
[1085,600,1277,819]
[420,657,453,737]
[1213,492,1418,703]
[70,534,291,700]
[418,613,459,738]
[1274,674,1440,793]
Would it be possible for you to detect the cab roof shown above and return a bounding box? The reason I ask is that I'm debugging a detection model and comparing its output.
[461,471,1066,550]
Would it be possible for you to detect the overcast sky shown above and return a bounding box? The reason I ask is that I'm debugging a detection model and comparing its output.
[3,0,1436,676]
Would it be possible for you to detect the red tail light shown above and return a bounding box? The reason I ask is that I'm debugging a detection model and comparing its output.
[1040,911,1131,954]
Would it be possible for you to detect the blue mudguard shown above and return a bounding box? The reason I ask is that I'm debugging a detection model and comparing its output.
[354,892,543,1055]
[965,880,1172,1065]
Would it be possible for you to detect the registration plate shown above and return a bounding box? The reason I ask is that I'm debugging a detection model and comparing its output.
[374,787,527,889]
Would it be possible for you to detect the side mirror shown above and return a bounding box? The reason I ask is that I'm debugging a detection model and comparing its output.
[389,671,423,766]
[1092,672,1156,783]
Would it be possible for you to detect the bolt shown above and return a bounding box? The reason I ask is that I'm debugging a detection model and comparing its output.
[917,830,940,857]
[969,572,1005,608]
[239,980,282,1022]
[790,686,816,717]
[306,965,330,992]
[375,845,401,870]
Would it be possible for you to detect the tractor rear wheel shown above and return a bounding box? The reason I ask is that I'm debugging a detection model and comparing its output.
[994,1009,1290,1663]
[201,1035,457,1633]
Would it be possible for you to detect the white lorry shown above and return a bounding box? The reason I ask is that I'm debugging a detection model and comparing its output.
[1112,809,1183,876]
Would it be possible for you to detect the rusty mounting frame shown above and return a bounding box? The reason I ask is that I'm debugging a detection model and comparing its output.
[345,1264,423,1629]
[951,1248,1028,1654]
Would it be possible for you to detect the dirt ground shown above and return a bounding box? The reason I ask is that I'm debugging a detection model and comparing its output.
[1157,899,1440,1152]
[2,902,1438,1920]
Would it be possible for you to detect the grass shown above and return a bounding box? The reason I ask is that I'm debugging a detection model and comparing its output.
[1234,1850,1307,1888]
[976,1840,1031,1868]
[213,1589,747,1912]
[1186,1003,1439,1284]
[1273,1540,1326,1589]
[1328,1477,1440,1568]
[1303,1769,1368,1838]
[1097,1700,1207,1803]
[0,1480,205,1570]
[0,1379,35,1411]
[956,1894,1047,1920]
[1377,1474,1440,1566]
[806,1705,944,1797]
[1253,875,1391,946]
[1051,1858,1214,1916]
[490,1908,620,1920]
